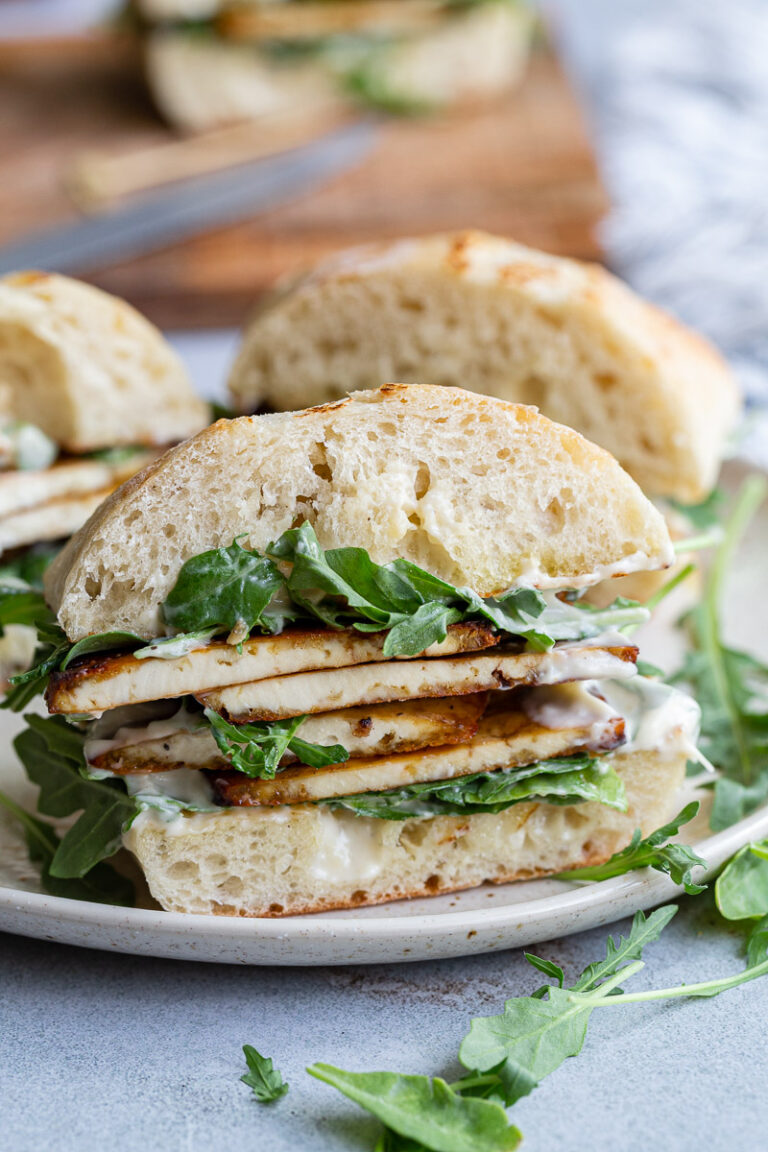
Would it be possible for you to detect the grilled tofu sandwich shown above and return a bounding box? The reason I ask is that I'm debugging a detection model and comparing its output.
[13,384,700,916]
[136,0,533,131]
[0,271,210,686]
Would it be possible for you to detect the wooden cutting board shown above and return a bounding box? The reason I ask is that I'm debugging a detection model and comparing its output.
[0,33,608,329]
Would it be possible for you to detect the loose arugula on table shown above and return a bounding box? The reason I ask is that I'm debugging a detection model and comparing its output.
[291,902,768,1150]
[0,521,649,709]
[240,1045,289,1104]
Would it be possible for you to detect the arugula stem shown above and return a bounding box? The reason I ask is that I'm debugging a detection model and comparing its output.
[448,1073,501,1092]
[642,563,696,613]
[672,529,723,555]
[701,476,767,784]
[580,960,645,997]
[573,956,768,1007]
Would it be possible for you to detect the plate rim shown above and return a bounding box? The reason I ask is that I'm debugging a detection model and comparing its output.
[3,797,768,947]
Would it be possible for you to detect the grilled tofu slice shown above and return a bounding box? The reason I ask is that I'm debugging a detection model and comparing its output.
[87,694,489,774]
[202,644,638,722]
[0,453,155,519]
[211,692,626,807]
[0,488,117,551]
[47,621,498,715]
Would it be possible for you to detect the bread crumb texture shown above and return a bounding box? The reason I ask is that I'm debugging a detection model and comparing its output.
[228,231,740,501]
[46,384,672,639]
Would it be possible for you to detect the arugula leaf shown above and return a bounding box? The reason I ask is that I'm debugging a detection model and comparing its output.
[307,1065,521,1152]
[323,756,626,819]
[668,488,724,532]
[0,786,134,905]
[204,708,348,779]
[0,542,59,588]
[162,540,288,636]
[458,907,677,1102]
[241,1045,289,1103]
[715,840,768,922]
[670,475,768,829]
[1,520,648,708]
[14,716,137,878]
[555,801,707,894]
[61,630,144,669]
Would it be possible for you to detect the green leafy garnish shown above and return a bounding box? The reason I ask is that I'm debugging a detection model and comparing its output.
[0,542,59,588]
[0,586,69,711]
[322,756,626,819]
[1,521,648,706]
[668,488,724,532]
[307,1065,521,1152]
[61,630,144,669]
[13,715,137,879]
[457,906,677,1103]
[670,475,768,829]
[205,708,349,779]
[715,839,768,963]
[159,522,646,659]
[162,539,290,636]
[241,1045,289,1103]
[0,786,134,905]
[555,801,707,894]
[716,839,768,921]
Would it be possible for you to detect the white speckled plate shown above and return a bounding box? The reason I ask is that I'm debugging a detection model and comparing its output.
[0,462,765,965]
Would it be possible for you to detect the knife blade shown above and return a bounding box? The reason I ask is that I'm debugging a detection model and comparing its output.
[0,118,377,275]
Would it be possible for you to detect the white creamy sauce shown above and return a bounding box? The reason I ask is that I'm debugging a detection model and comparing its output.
[133,629,218,661]
[523,682,621,736]
[597,676,702,762]
[123,768,219,816]
[528,676,702,764]
[506,546,674,590]
[85,702,203,763]
[308,808,386,883]
[532,644,638,686]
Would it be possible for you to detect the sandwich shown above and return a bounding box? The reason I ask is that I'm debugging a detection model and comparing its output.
[228,231,740,506]
[133,0,533,132]
[0,271,210,685]
[10,385,700,916]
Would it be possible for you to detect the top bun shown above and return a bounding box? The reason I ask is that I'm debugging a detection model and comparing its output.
[46,384,672,641]
[228,231,740,503]
[0,272,210,453]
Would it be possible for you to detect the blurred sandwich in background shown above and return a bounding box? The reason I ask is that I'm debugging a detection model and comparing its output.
[227,231,741,604]
[0,272,210,685]
[131,0,534,131]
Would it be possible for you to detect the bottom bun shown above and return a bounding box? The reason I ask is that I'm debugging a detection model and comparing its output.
[124,749,686,917]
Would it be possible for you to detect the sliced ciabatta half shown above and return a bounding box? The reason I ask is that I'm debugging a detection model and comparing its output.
[0,272,209,453]
[45,384,673,641]
[228,232,739,502]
